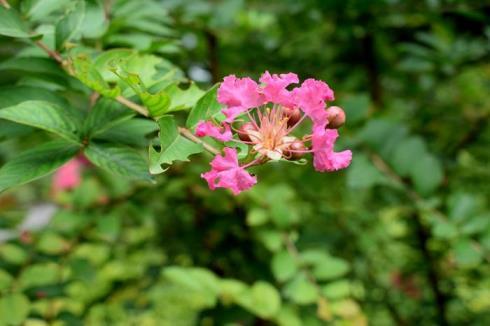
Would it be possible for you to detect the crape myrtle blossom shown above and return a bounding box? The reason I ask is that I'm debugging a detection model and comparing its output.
[196,71,352,195]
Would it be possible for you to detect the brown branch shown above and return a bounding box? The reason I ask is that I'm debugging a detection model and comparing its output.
[34,41,63,63]
[114,96,149,116]
[178,127,220,155]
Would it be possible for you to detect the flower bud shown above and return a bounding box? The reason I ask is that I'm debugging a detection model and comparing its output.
[284,139,307,160]
[238,122,256,142]
[326,106,346,129]
[282,106,302,127]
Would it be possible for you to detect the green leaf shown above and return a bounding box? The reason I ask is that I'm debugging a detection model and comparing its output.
[410,153,443,196]
[186,84,222,129]
[271,250,298,282]
[0,100,82,142]
[0,269,13,291]
[0,85,67,109]
[0,6,32,38]
[0,293,30,325]
[347,154,388,189]
[165,82,205,113]
[55,0,86,50]
[37,231,69,255]
[83,98,134,136]
[284,274,318,305]
[321,280,351,300]
[312,256,350,281]
[0,244,29,265]
[149,115,203,174]
[84,142,152,182]
[94,118,158,147]
[22,0,71,21]
[72,54,121,98]
[390,136,427,177]
[246,207,269,226]
[19,263,60,288]
[0,140,80,193]
[338,93,370,124]
[453,239,482,268]
[236,282,281,318]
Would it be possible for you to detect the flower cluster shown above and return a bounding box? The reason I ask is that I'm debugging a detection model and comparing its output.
[196,72,352,195]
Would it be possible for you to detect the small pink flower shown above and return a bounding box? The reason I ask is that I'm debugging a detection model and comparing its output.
[292,78,334,126]
[52,158,82,193]
[196,121,233,141]
[259,71,298,107]
[218,75,265,122]
[201,147,257,195]
[312,127,352,172]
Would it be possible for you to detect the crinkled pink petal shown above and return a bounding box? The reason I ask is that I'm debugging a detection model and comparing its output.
[52,158,82,192]
[201,147,257,195]
[259,71,298,107]
[218,75,265,122]
[312,127,352,172]
[195,121,232,141]
[292,78,335,126]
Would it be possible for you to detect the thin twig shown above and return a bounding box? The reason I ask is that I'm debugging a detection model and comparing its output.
[115,96,149,116]
[34,41,63,63]
[178,127,220,155]
[0,0,10,9]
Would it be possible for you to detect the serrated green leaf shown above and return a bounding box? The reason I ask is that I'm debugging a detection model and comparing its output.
[0,293,30,325]
[0,100,82,141]
[0,6,33,38]
[165,82,205,113]
[186,84,223,129]
[0,140,80,193]
[55,0,86,50]
[72,54,121,98]
[84,142,152,181]
[149,115,203,174]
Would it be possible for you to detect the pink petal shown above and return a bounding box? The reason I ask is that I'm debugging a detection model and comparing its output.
[195,121,233,141]
[201,147,257,195]
[312,128,352,172]
[259,71,298,107]
[292,78,335,126]
[52,158,82,192]
[218,75,265,122]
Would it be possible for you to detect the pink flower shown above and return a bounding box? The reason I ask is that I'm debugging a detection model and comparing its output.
[259,71,298,107]
[218,75,265,122]
[201,147,257,195]
[292,78,335,126]
[196,121,233,141]
[52,158,82,193]
[312,127,352,172]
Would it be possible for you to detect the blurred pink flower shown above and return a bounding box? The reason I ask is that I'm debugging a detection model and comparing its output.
[201,147,257,195]
[52,158,83,193]
[196,121,233,141]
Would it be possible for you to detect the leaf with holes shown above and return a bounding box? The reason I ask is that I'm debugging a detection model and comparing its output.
[72,54,121,98]
[149,115,203,174]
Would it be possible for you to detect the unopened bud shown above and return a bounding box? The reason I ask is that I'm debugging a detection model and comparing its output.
[284,139,307,160]
[282,106,302,127]
[238,122,257,142]
[326,106,346,129]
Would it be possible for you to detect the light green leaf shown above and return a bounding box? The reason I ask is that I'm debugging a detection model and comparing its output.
[236,282,281,318]
[0,293,30,325]
[271,250,298,282]
[410,153,443,195]
[284,274,318,305]
[321,280,351,300]
[19,263,60,289]
[84,142,152,182]
[72,54,121,98]
[0,140,80,193]
[0,269,13,291]
[390,136,427,177]
[312,256,350,281]
[0,6,32,38]
[165,82,205,113]
[37,231,69,255]
[0,100,82,141]
[22,0,71,21]
[149,115,203,174]
[0,244,29,265]
[186,84,222,129]
[347,154,388,189]
[246,207,269,226]
[55,0,86,50]
[453,239,482,268]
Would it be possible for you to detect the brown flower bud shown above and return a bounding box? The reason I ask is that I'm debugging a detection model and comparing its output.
[284,139,307,160]
[326,106,346,129]
[282,106,302,127]
[238,122,257,142]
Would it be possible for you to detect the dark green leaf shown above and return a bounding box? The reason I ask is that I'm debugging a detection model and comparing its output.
[0,140,80,193]
[0,6,32,38]
[0,86,67,108]
[0,100,82,142]
[410,154,443,195]
[94,118,158,147]
[83,98,134,136]
[84,142,152,181]
[55,0,86,50]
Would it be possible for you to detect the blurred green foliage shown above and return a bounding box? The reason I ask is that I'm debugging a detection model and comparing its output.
[0,0,489,325]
